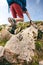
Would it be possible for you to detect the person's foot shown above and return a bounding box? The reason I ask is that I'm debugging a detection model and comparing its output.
[9,26,16,34]
[8,17,16,26]
[8,17,16,34]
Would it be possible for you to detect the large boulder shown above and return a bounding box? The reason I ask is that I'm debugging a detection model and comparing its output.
[0,29,12,42]
[4,26,38,64]
[0,46,4,62]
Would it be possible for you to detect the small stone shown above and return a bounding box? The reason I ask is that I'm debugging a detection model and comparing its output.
[39,60,43,65]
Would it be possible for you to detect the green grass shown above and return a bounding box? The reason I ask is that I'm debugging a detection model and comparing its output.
[0,41,7,46]
[35,41,43,51]
[35,40,43,61]
[0,38,8,46]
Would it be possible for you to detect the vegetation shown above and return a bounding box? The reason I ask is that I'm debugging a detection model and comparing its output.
[0,59,12,65]
[37,30,43,39]
[0,26,2,31]
[0,39,8,46]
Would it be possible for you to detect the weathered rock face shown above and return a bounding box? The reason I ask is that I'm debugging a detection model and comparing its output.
[0,46,4,61]
[4,26,38,63]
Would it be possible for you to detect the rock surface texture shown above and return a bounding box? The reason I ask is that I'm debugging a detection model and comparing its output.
[4,26,38,63]
[0,46,4,62]
[0,29,12,42]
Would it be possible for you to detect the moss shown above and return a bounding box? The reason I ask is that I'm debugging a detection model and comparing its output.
[35,40,43,61]
[0,39,8,46]
[16,22,30,31]
[0,26,2,31]
[29,61,39,65]
[35,41,42,51]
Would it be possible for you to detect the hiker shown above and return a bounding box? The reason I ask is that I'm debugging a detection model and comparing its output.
[7,0,32,34]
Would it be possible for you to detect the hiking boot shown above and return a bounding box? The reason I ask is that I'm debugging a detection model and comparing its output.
[9,26,16,34]
[8,17,16,27]
[8,17,16,34]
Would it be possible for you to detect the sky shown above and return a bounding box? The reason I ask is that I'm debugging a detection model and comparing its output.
[0,0,43,25]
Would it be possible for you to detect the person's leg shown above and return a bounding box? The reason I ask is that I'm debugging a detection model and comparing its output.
[13,18,24,22]
[8,3,24,34]
[8,17,16,26]
[10,4,17,18]
[12,3,24,22]
[8,4,16,26]
[8,17,16,34]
